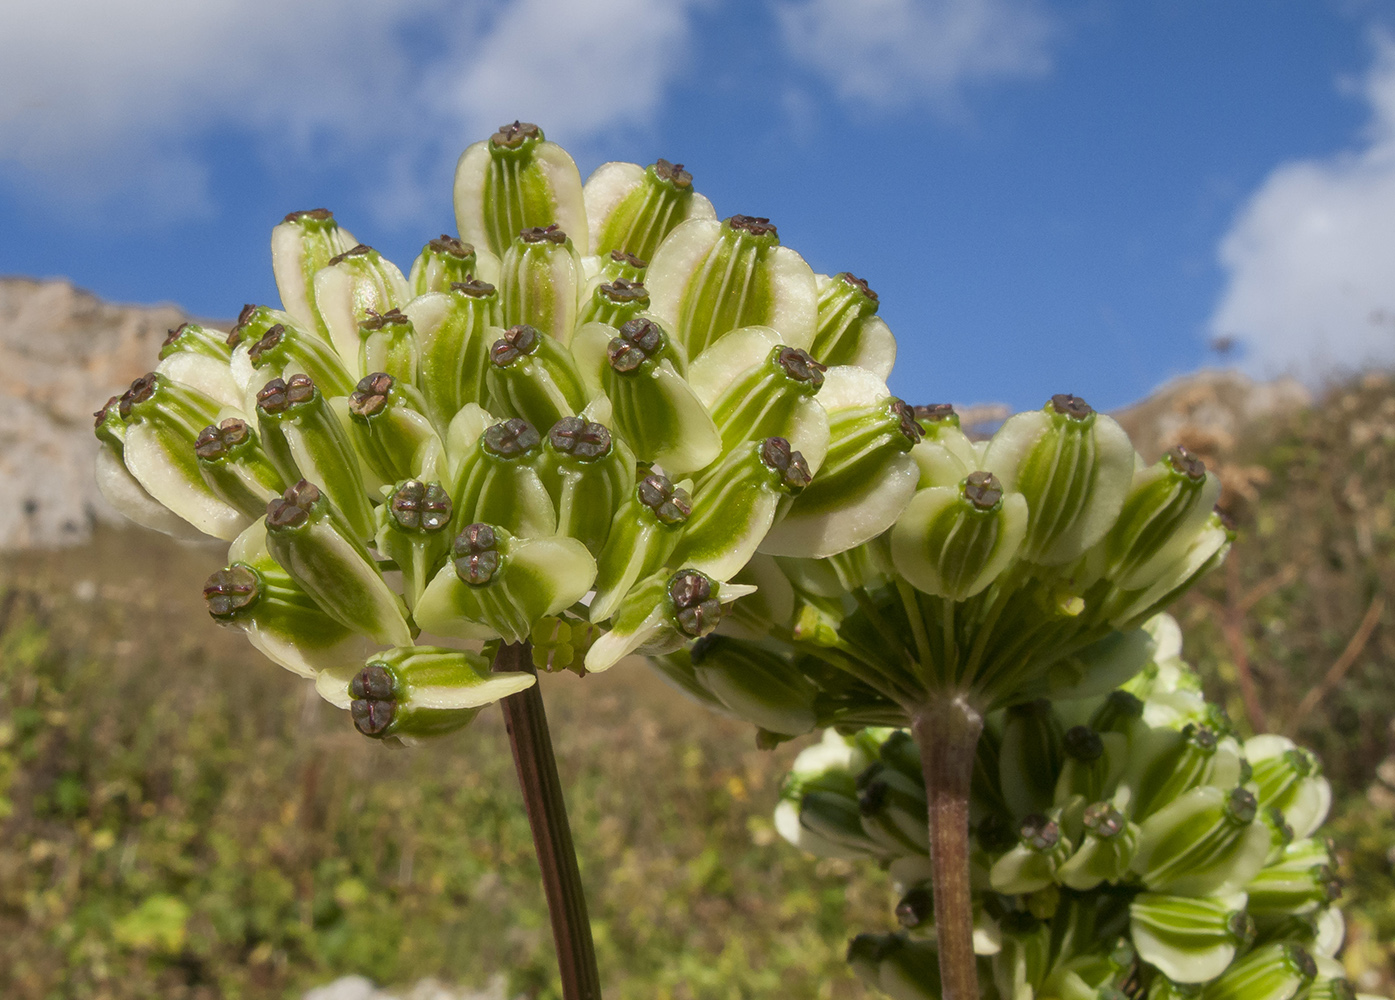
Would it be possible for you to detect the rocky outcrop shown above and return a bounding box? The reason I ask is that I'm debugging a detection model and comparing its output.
[0,277,209,550]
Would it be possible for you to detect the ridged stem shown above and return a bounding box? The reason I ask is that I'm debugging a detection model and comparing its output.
[493,641,603,1000]
[911,695,985,1000]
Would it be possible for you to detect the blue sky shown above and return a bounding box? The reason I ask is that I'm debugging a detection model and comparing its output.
[4,0,1395,411]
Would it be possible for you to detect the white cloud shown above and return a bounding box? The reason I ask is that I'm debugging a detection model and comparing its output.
[774,0,1055,110]
[1209,36,1395,379]
[0,0,704,224]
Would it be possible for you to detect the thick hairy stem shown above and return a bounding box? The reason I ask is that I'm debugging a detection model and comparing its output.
[493,641,603,1000]
[912,696,985,1000]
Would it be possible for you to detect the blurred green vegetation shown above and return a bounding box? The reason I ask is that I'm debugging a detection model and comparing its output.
[2,371,1394,998]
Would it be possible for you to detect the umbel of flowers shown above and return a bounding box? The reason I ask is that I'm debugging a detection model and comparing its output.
[769,615,1375,1000]
[93,122,912,740]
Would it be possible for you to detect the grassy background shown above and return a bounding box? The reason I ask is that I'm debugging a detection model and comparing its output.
[2,372,1394,999]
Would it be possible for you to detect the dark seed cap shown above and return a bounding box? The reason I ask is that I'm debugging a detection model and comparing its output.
[428,235,474,258]
[266,480,321,529]
[637,473,692,525]
[1226,787,1258,825]
[491,121,541,148]
[195,418,252,461]
[914,403,956,423]
[1082,802,1126,838]
[727,215,778,238]
[519,224,567,245]
[548,416,611,460]
[349,372,395,417]
[1050,393,1093,419]
[597,278,649,304]
[491,325,540,367]
[776,346,826,388]
[283,208,334,224]
[962,471,1003,511]
[350,663,397,737]
[453,523,500,584]
[669,569,721,637]
[609,250,647,268]
[203,565,260,618]
[247,324,287,364]
[118,374,158,419]
[257,373,316,415]
[1165,445,1207,480]
[895,887,933,929]
[358,308,412,332]
[1020,813,1060,851]
[327,244,374,266]
[891,398,923,444]
[760,437,812,492]
[838,272,878,302]
[652,158,693,189]
[389,480,453,533]
[1063,725,1104,762]
[482,418,541,458]
[607,317,667,372]
[450,277,497,298]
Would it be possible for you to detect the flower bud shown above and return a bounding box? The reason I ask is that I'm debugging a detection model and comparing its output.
[1131,785,1272,897]
[407,280,502,429]
[585,158,717,262]
[698,339,831,457]
[231,305,355,400]
[1245,839,1342,919]
[538,416,636,555]
[1201,942,1317,1000]
[1128,892,1252,984]
[909,405,980,490]
[115,373,246,539]
[576,276,652,330]
[257,374,376,541]
[982,394,1135,566]
[798,789,886,861]
[1128,723,1244,823]
[856,761,931,856]
[454,122,588,257]
[499,225,584,344]
[576,316,722,473]
[346,372,438,489]
[590,472,693,621]
[408,234,500,295]
[448,417,556,538]
[1054,726,1128,806]
[206,519,363,677]
[761,368,921,558]
[1244,736,1332,840]
[1103,446,1222,589]
[263,480,412,647]
[989,812,1074,893]
[674,437,813,580]
[374,479,454,611]
[648,645,733,714]
[1106,513,1233,628]
[346,646,534,742]
[811,272,896,379]
[593,249,649,286]
[358,308,421,386]
[991,910,1052,1000]
[483,323,589,429]
[688,634,819,736]
[1056,800,1139,889]
[584,569,756,671]
[312,243,411,369]
[156,322,240,409]
[646,215,818,358]
[271,208,359,338]
[195,417,287,518]
[998,699,1065,820]
[891,471,1029,601]
[414,522,596,644]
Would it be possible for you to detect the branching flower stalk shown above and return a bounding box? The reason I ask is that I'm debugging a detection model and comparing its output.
[94,123,914,997]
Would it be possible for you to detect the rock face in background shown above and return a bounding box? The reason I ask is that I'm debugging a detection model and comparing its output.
[0,274,1314,551]
[0,277,208,550]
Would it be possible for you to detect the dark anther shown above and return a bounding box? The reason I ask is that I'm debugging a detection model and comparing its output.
[247,324,287,363]
[669,570,721,637]
[390,480,453,532]
[163,323,191,349]
[890,398,923,444]
[283,208,333,223]
[549,416,611,460]
[1226,911,1256,946]
[728,215,778,238]
[760,437,812,492]
[976,813,1018,853]
[349,373,395,417]
[450,277,497,297]
[428,235,473,258]
[1285,748,1314,778]
[610,250,647,268]
[491,120,541,148]
[482,418,541,458]
[266,480,320,529]
[118,374,158,418]
[608,317,666,372]
[1226,787,1258,825]
[327,244,374,266]
[195,418,251,461]
[1181,723,1218,752]
[853,760,884,792]
[1020,813,1060,851]
[637,473,692,525]
[776,346,826,387]
[1265,806,1294,845]
[895,887,933,929]
[94,396,120,428]
[1166,444,1207,481]
[1050,393,1094,419]
[1063,725,1105,761]
[1287,946,1317,980]
[652,158,693,189]
[350,663,397,737]
[203,565,260,618]
[453,523,501,584]
[358,308,411,332]
[914,403,956,423]
[838,272,879,302]
[237,303,258,327]
[1082,802,1126,838]
[519,224,567,245]
[598,279,650,304]
[258,374,316,415]
[856,778,888,815]
[962,471,1003,511]
[491,324,540,366]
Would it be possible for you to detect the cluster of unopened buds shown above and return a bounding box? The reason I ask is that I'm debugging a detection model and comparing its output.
[93,121,912,741]
[775,615,1367,1000]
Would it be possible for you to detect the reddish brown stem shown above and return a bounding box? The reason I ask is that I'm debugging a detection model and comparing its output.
[493,641,603,1000]
[912,696,985,1000]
